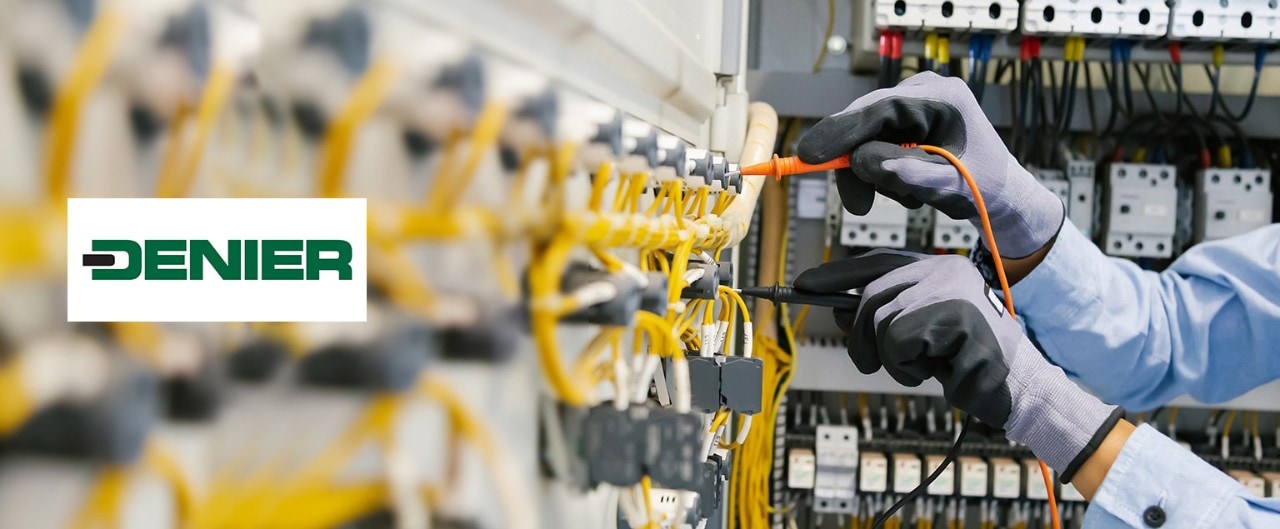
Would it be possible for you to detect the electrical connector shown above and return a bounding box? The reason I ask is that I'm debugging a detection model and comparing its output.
[0,359,157,463]
[685,356,721,413]
[720,356,762,414]
[560,263,640,326]
[439,304,519,363]
[990,457,1022,499]
[680,261,720,300]
[227,338,289,382]
[858,451,889,494]
[643,407,704,490]
[584,405,644,486]
[297,325,432,391]
[926,453,956,496]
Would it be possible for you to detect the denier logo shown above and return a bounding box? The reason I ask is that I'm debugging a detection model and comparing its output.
[82,239,354,281]
[68,199,367,322]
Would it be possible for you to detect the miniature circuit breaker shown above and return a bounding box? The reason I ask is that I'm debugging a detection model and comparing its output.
[814,425,860,513]
[1103,163,1178,258]
[841,194,909,248]
[1194,167,1273,242]
[1066,160,1097,237]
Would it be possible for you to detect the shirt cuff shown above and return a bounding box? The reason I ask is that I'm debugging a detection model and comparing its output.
[1008,219,1104,325]
[1086,424,1242,529]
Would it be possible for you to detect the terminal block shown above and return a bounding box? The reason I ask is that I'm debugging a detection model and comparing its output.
[644,408,704,490]
[1194,167,1272,242]
[584,405,645,486]
[1021,0,1168,38]
[1103,163,1178,258]
[875,0,1019,32]
[720,356,763,414]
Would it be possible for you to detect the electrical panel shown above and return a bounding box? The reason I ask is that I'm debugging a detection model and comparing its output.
[1103,163,1179,258]
[874,0,1020,32]
[1020,0,1169,38]
[841,194,910,248]
[1169,0,1280,41]
[1194,167,1273,241]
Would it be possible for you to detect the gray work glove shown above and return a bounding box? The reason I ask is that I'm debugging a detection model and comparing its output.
[796,71,1063,259]
[794,250,1123,481]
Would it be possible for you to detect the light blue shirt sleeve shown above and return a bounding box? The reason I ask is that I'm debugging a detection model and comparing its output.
[1084,424,1280,528]
[1010,220,1280,410]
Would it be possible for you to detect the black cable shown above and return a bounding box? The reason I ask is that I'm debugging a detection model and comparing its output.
[1084,60,1100,140]
[1205,64,1221,119]
[1122,58,1135,118]
[1058,61,1080,135]
[1216,70,1262,122]
[1101,61,1122,137]
[873,415,974,529]
[1172,62,1185,116]
[1135,63,1163,122]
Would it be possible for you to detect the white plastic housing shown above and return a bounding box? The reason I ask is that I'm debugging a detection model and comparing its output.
[931,210,981,249]
[1104,163,1178,258]
[1170,0,1280,41]
[1194,168,1273,241]
[1021,0,1169,38]
[815,425,860,513]
[841,194,909,248]
[875,0,1019,32]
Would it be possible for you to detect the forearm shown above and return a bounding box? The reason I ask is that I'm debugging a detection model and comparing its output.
[1008,222,1280,409]
[1070,419,1134,501]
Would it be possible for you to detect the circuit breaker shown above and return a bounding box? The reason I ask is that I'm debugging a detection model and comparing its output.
[1103,163,1178,258]
[1066,160,1097,237]
[841,194,909,248]
[814,425,860,513]
[1021,0,1169,37]
[1169,0,1280,41]
[932,210,981,250]
[990,457,1021,499]
[1194,167,1273,242]
[874,0,1019,32]
[1023,460,1050,500]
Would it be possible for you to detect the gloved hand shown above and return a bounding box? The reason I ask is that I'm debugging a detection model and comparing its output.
[794,250,1123,480]
[796,71,1063,259]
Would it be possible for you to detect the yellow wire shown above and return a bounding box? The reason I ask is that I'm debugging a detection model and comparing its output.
[157,63,235,197]
[426,100,509,210]
[317,59,399,197]
[43,8,127,203]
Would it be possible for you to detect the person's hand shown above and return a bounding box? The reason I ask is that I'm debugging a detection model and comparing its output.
[796,71,1062,259]
[794,250,1123,480]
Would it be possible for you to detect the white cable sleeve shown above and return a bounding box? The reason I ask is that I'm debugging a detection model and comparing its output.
[742,322,753,358]
[613,357,630,411]
[700,324,716,356]
[734,415,753,445]
[713,321,728,355]
[672,357,691,414]
[634,354,661,404]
